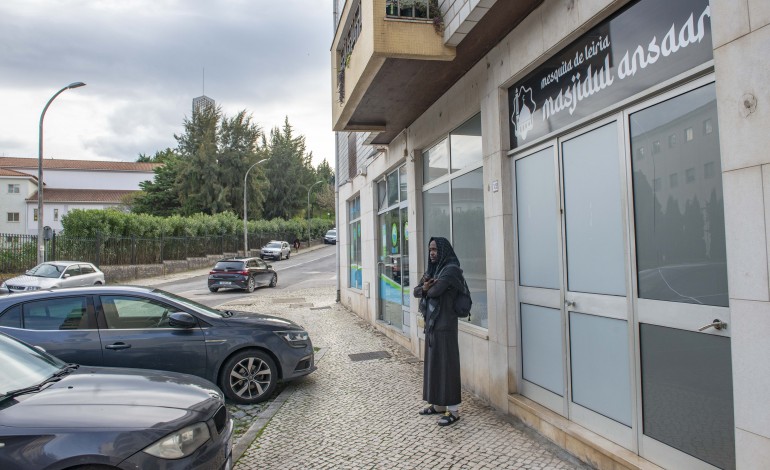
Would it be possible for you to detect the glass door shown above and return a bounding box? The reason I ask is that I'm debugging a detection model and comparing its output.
[629,82,733,470]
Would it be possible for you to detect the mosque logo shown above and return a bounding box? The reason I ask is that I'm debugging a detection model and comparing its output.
[511,86,536,141]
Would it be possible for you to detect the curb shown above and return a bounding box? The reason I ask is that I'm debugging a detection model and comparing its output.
[232,347,329,463]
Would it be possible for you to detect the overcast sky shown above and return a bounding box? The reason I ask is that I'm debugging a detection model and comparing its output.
[0,0,335,167]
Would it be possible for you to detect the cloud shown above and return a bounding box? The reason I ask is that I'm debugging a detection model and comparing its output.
[0,0,334,165]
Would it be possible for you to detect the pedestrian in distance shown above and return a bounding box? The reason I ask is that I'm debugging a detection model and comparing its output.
[414,236,464,426]
[293,238,301,252]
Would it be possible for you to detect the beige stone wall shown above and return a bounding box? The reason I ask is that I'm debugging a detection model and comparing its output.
[711,0,770,467]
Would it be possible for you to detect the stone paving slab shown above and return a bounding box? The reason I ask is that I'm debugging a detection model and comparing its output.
[228,286,592,470]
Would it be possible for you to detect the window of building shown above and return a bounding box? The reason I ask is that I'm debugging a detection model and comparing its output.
[635,146,645,159]
[8,184,20,194]
[685,127,694,141]
[704,161,716,179]
[686,167,696,183]
[652,140,661,154]
[33,209,38,222]
[54,209,59,221]
[668,133,677,148]
[7,212,20,223]
[422,114,487,328]
[348,196,362,290]
[386,0,430,19]
[703,118,713,134]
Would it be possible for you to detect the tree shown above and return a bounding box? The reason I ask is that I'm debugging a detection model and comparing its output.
[218,111,266,219]
[262,117,315,219]
[131,149,182,216]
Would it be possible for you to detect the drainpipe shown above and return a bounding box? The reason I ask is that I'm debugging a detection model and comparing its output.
[335,132,341,303]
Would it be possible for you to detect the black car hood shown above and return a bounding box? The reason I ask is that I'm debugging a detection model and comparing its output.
[1,366,222,430]
[222,310,303,330]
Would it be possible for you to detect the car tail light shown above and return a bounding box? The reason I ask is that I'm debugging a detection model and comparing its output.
[238,270,250,276]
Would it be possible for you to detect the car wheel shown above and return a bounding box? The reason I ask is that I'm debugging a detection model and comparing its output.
[286,251,290,259]
[246,275,256,293]
[269,273,278,287]
[209,287,219,293]
[220,350,277,404]
[94,281,103,285]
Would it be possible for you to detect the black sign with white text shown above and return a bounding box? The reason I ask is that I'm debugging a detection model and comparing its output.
[508,0,713,149]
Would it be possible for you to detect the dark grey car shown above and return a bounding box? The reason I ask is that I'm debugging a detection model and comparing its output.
[0,285,315,404]
[0,332,233,470]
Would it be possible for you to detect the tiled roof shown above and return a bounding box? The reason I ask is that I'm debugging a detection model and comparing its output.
[0,168,37,179]
[26,189,139,203]
[0,157,161,172]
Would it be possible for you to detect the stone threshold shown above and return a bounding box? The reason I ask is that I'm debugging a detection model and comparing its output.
[507,394,663,470]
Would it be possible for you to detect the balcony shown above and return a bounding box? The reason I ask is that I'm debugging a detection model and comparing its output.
[331,0,542,144]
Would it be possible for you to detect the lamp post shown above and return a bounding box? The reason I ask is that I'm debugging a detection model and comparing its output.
[38,82,86,264]
[243,158,268,255]
[307,180,323,247]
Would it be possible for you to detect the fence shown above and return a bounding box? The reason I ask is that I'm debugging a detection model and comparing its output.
[0,231,297,275]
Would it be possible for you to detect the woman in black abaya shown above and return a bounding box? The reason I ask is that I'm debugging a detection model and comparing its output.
[414,236,464,426]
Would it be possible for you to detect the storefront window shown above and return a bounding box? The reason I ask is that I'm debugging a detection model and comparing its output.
[450,114,482,172]
[348,196,362,289]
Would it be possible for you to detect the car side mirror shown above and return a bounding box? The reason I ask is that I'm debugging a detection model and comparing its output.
[168,312,197,329]
[63,274,70,279]
[267,264,272,269]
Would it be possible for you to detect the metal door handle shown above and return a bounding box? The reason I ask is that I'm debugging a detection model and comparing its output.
[564,300,575,308]
[698,319,727,331]
[105,342,131,350]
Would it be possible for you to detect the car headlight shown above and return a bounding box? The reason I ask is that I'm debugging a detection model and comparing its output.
[275,330,309,345]
[143,422,210,459]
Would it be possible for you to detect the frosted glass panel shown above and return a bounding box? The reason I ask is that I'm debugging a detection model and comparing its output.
[641,324,734,470]
[563,123,626,296]
[570,312,631,426]
[521,303,563,396]
[422,183,450,243]
[516,148,560,289]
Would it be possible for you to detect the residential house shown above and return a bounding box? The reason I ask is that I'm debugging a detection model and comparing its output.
[0,157,159,235]
[331,1,769,469]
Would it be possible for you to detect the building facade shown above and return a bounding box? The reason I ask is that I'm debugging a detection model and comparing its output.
[331,1,769,469]
[0,158,159,234]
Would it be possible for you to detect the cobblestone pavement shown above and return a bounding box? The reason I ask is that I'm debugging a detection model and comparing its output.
[226,286,591,470]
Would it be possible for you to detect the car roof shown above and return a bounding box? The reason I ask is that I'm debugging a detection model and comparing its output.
[0,285,157,303]
[43,260,92,266]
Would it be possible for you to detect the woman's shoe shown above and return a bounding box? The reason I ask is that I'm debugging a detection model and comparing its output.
[437,412,460,426]
[418,404,442,415]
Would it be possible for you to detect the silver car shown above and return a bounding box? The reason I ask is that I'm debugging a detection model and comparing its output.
[1,261,105,293]
[260,240,291,261]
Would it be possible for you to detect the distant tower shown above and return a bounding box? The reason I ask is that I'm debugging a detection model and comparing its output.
[192,67,215,114]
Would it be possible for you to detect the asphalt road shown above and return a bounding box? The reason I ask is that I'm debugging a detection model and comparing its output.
[150,244,338,307]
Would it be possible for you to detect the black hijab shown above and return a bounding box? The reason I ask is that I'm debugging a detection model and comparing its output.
[426,236,461,279]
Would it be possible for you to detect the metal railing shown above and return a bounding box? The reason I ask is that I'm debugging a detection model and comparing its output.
[0,231,298,275]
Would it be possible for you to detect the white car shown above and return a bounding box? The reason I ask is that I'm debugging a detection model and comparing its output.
[324,229,337,244]
[1,261,105,293]
[260,241,291,261]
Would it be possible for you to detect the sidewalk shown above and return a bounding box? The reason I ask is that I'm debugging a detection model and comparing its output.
[226,286,591,470]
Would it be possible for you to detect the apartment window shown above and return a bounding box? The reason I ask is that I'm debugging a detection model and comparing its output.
[668,133,678,148]
[386,0,430,19]
[704,161,716,179]
[652,140,661,154]
[704,119,713,134]
[348,196,362,290]
[8,184,20,194]
[7,212,20,223]
[33,209,38,222]
[635,146,645,160]
[686,168,696,183]
[54,209,59,222]
[685,127,694,142]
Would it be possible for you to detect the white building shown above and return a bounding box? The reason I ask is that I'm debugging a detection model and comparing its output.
[331,1,768,469]
[0,157,159,235]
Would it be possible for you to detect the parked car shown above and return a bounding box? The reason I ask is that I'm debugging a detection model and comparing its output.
[208,257,277,293]
[0,331,233,470]
[1,261,105,293]
[261,240,291,260]
[324,228,337,244]
[0,285,315,404]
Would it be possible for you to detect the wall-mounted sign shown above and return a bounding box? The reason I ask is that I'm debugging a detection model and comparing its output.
[508,0,712,150]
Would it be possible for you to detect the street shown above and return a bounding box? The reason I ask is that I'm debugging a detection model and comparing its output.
[146,244,338,307]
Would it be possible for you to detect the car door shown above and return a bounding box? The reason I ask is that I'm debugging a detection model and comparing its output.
[282,242,290,258]
[79,264,101,286]
[254,258,271,285]
[61,265,82,288]
[96,294,207,378]
[0,295,103,365]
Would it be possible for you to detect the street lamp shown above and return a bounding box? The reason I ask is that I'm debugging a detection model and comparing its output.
[38,82,86,264]
[306,180,323,246]
[243,158,268,255]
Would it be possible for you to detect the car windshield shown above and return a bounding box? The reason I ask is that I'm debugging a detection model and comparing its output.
[213,261,245,271]
[151,288,227,319]
[0,333,64,397]
[326,230,336,236]
[26,263,66,278]
[265,243,281,249]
